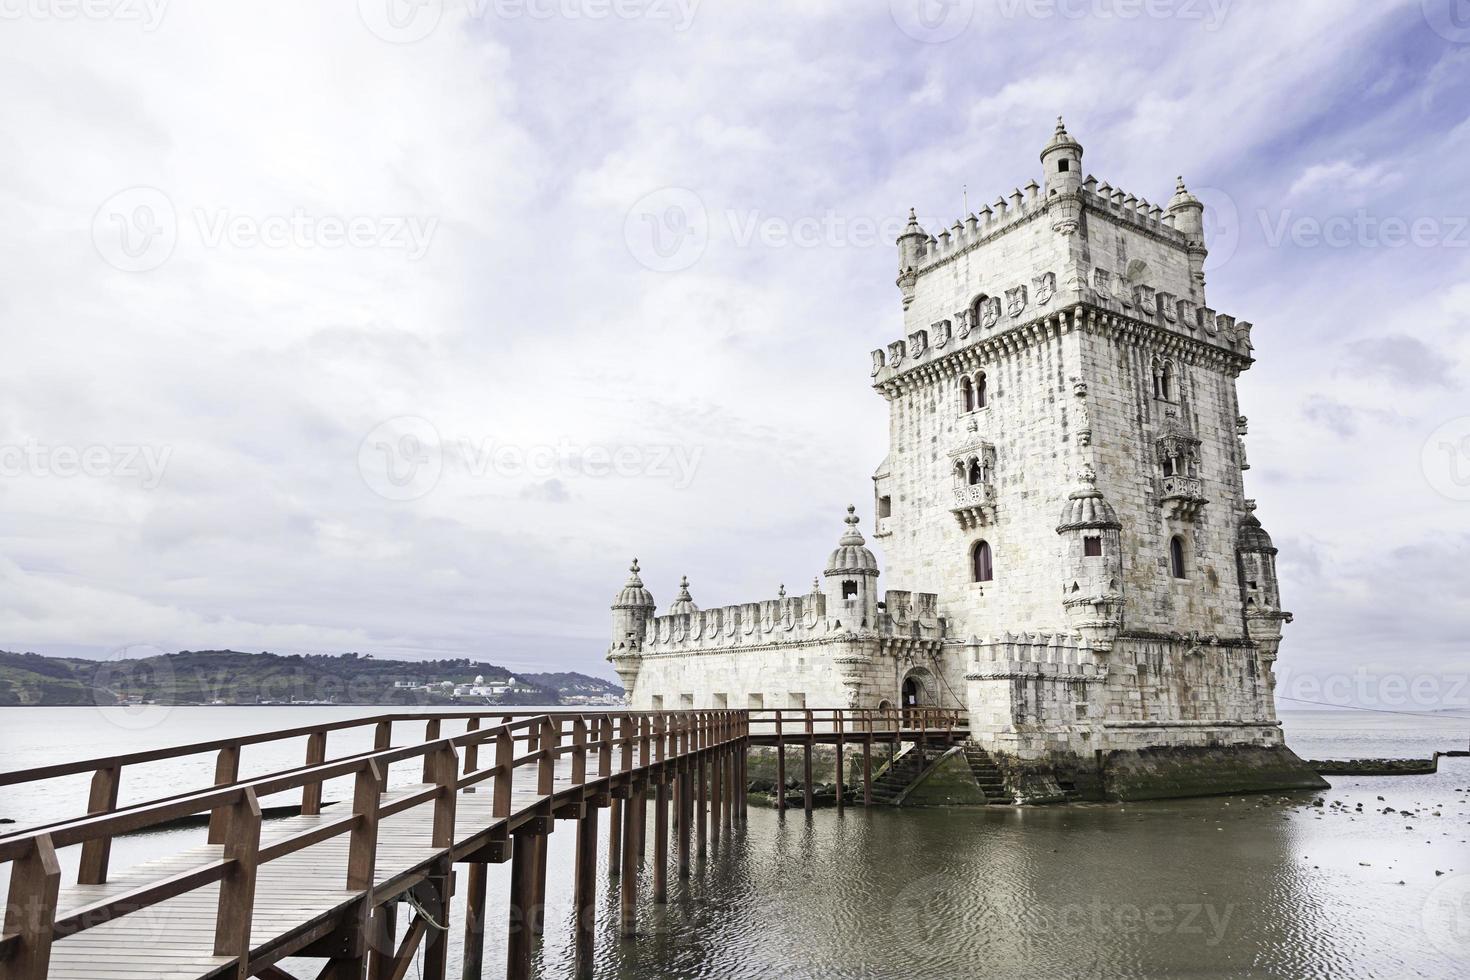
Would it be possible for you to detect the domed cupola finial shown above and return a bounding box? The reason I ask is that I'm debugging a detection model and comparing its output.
[826,505,880,577]
[668,575,699,615]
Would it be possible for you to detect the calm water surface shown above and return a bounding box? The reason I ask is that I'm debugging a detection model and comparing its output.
[1,707,1468,979]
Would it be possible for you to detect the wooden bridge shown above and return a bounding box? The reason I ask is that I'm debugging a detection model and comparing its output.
[0,707,966,980]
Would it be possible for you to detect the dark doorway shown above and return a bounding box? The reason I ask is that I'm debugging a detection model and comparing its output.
[902,676,920,707]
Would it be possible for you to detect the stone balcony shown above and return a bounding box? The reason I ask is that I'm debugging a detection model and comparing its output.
[1161,475,1208,521]
[874,516,895,538]
[951,483,997,529]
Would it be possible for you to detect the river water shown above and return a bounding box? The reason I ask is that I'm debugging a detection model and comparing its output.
[1,707,1467,978]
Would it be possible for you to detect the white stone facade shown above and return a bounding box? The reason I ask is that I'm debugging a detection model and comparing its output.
[607,120,1293,765]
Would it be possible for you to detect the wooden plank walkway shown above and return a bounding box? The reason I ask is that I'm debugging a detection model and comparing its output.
[0,707,965,980]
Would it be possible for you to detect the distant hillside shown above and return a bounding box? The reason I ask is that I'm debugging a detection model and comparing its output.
[0,650,623,708]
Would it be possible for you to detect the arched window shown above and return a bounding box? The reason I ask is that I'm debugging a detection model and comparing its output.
[1152,357,1164,399]
[968,458,983,486]
[976,371,989,408]
[961,376,974,413]
[973,540,994,582]
[970,294,989,327]
[1161,361,1174,401]
[1170,535,1188,579]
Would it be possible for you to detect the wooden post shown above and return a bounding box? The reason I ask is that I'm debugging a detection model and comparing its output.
[77,765,120,884]
[677,768,692,878]
[654,775,669,903]
[835,731,846,815]
[619,778,639,937]
[2,833,60,979]
[776,710,787,813]
[803,743,814,816]
[207,744,241,844]
[507,832,537,980]
[421,865,451,980]
[301,731,327,815]
[367,902,397,980]
[608,797,623,877]
[421,718,442,782]
[461,862,488,980]
[374,720,393,784]
[696,755,708,854]
[462,716,481,790]
[573,803,599,978]
[213,788,262,974]
[530,831,548,937]
[863,735,873,807]
[493,728,514,818]
[431,744,458,848]
[347,761,384,891]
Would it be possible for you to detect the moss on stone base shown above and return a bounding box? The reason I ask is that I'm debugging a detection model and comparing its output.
[902,750,989,806]
[1102,744,1329,800]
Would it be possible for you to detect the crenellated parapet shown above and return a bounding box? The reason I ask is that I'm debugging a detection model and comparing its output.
[965,632,1106,681]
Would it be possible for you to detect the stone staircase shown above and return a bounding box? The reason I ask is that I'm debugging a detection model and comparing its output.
[962,745,1014,804]
[868,745,946,805]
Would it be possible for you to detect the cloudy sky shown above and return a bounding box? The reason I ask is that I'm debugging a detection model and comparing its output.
[0,0,1467,706]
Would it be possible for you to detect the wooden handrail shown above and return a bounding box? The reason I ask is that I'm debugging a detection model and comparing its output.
[0,709,751,973]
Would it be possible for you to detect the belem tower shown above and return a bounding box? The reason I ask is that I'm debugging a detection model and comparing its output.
[605,120,1326,801]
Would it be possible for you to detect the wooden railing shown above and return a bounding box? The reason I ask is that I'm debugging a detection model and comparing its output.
[0,710,748,980]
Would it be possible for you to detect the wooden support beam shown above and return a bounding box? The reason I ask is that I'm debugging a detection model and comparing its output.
[77,765,120,885]
[696,756,707,854]
[2,832,60,980]
[608,797,623,877]
[776,743,787,813]
[301,731,328,816]
[653,777,669,904]
[207,744,241,844]
[384,913,428,980]
[530,830,548,936]
[374,720,393,784]
[367,902,397,980]
[461,863,488,980]
[677,770,692,878]
[213,788,261,975]
[507,832,537,980]
[257,967,301,980]
[619,781,639,938]
[420,719,441,783]
[803,743,814,816]
[462,716,481,791]
[420,868,452,980]
[835,738,845,814]
[710,753,721,850]
[863,737,873,807]
[573,803,598,978]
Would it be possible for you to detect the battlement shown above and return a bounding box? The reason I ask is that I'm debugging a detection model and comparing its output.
[869,280,1254,388]
[965,631,1105,680]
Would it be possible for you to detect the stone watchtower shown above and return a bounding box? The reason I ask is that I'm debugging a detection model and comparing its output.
[870,118,1305,779]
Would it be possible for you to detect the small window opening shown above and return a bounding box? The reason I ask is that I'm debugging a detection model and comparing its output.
[1163,458,1176,477]
[1084,536,1103,557]
[842,580,858,600]
[1170,536,1188,580]
[973,540,994,583]
[968,458,983,486]
[961,376,974,413]
[976,372,989,408]
[1059,159,1071,173]
[878,495,892,518]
